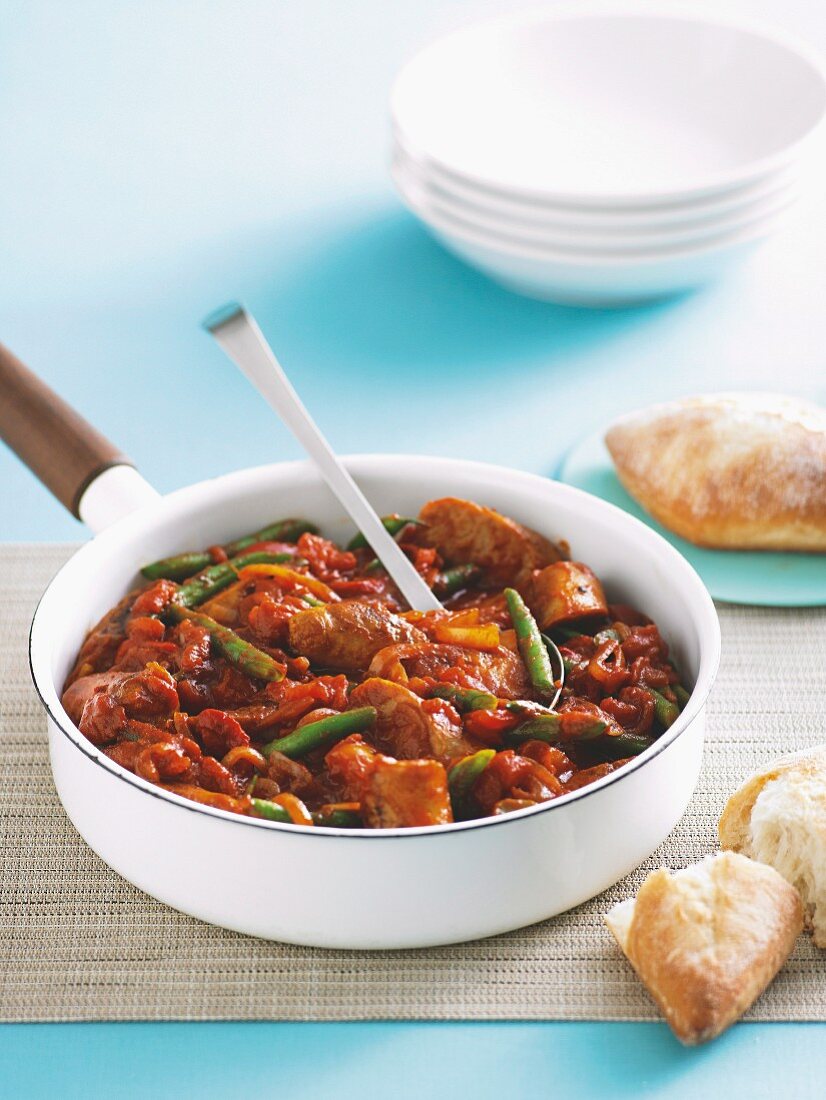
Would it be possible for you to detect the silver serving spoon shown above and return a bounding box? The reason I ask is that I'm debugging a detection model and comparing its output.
[204,303,441,612]
[203,303,565,694]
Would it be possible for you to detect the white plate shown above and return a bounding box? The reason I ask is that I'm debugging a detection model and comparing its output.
[395,161,792,262]
[392,8,826,205]
[397,177,786,306]
[393,130,802,224]
[392,154,798,253]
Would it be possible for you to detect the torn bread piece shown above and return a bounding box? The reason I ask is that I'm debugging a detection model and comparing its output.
[605,393,826,551]
[719,745,826,948]
[605,852,802,1044]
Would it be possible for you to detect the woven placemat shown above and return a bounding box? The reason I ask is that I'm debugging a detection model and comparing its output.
[1,543,824,1022]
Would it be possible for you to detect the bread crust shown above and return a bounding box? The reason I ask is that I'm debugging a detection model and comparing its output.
[719,746,826,946]
[605,393,826,551]
[605,852,802,1044]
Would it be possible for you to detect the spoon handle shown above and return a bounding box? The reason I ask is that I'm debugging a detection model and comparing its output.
[204,304,442,612]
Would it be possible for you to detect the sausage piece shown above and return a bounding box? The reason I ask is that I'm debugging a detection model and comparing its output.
[368,643,532,700]
[62,670,130,726]
[65,591,134,684]
[362,758,452,828]
[61,665,179,745]
[287,600,426,672]
[419,497,563,587]
[349,677,474,763]
[324,734,383,800]
[528,561,608,631]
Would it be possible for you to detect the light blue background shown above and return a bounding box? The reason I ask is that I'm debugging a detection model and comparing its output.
[1,1,825,1095]
[3,0,826,542]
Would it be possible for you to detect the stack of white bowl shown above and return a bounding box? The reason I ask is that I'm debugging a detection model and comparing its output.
[391,10,826,307]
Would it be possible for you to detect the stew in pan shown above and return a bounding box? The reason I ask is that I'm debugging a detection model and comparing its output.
[62,497,689,828]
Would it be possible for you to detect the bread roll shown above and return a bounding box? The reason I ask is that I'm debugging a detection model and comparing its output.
[605,393,826,551]
[605,852,802,1044]
[719,745,826,948]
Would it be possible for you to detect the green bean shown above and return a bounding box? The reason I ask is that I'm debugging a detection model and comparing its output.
[313,807,363,828]
[225,519,318,556]
[649,688,680,729]
[251,798,292,823]
[430,685,498,712]
[504,588,558,700]
[503,699,554,717]
[674,684,691,709]
[174,551,296,608]
[346,516,423,551]
[666,660,691,710]
[504,711,607,745]
[141,519,317,581]
[594,733,653,761]
[552,624,591,641]
[434,564,482,598]
[448,749,496,818]
[142,551,214,582]
[169,606,285,682]
[262,707,377,759]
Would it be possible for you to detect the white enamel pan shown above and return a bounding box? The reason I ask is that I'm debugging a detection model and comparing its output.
[1,342,720,949]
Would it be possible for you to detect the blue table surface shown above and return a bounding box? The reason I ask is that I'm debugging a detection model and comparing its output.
[1,1022,825,1099]
[2,1,826,1095]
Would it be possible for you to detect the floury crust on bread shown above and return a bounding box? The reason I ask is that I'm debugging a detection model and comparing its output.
[605,393,826,552]
[605,852,802,1045]
[719,745,826,948]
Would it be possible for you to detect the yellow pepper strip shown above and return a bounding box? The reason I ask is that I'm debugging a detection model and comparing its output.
[432,623,501,651]
[237,563,340,602]
[441,608,481,628]
[199,580,245,624]
[271,792,315,826]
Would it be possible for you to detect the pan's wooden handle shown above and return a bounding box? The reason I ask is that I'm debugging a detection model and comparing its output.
[0,341,135,518]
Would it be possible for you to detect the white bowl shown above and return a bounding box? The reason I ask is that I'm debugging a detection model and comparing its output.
[398,180,788,306]
[393,130,803,224]
[392,8,826,206]
[30,457,720,948]
[392,153,799,253]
